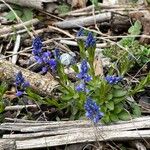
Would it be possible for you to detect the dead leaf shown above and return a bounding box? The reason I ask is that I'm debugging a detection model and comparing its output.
[3,91,17,100]
[93,56,104,76]
[68,0,87,8]
[3,87,17,100]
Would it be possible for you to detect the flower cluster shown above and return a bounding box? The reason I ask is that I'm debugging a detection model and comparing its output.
[105,75,122,84]
[76,28,84,37]
[77,60,92,82]
[32,37,58,73]
[76,59,92,92]
[85,32,96,48]
[15,71,30,97]
[84,98,103,123]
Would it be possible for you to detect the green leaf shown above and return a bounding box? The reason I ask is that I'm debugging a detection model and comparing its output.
[26,88,42,101]
[45,98,60,107]
[0,82,8,96]
[113,89,127,98]
[101,114,110,124]
[131,103,141,117]
[0,114,4,123]
[107,93,113,101]
[128,20,142,35]
[0,102,5,113]
[5,10,22,21]
[22,8,33,21]
[100,105,107,113]
[73,93,79,99]
[113,85,122,89]
[132,72,150,94]
[113,104,123,114]
[106,101,114,110]
[113,97,125,104]
[110,114,119,122]
[58,3,71,14]
[118,110,130,121]
[90,0,98,7]
[61,94,73,101]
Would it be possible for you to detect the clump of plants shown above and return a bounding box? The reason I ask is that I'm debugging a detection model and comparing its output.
[12,24,150,124]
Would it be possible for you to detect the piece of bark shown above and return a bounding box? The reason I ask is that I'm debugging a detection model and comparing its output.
[5,105,37,111]
[1,116,150,133]
[0,59,59,96]
[110,13,131,34]
[54,12,112,29]
[13,130,150,149]
[0,139,16,150]
[139,17,150,44]
[0,18,39,36]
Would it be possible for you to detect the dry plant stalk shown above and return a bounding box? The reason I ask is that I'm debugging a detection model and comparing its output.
[0,59,59,96]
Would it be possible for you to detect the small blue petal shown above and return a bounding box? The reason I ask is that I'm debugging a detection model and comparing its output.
[41,66,48,74]
[76,28,84,37]
[49,59,57,70]
[42,51,51,63]
[34,56,43,64]
[76,83,85,92]
[84,74,92,82]
[22,82,30,89]
[16,91,24,97]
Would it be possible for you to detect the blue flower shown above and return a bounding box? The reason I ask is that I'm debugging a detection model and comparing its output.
[16,90,24,97]
[75,83,89,93]
[76,28,84,37]
[85,32,96,48]
[41,66,48,74]
[80,59,88,73]
[54,48,60,59]
[32,37,43,51]
[105,75,122,84]
[15,72,30,97]
[42,51,51,64]
[49,59,57,71]
[84,98,103,123]
[76,60,92,82]
[34,56,43,64]
[15,71,25,86]
[32,38,59,73]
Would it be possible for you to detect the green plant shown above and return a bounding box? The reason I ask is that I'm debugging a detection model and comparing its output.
[27,26,148,123]
[0,82,8,122]
[103,20,150,75]
[0,82,7,113]
[5,5,33,21]
[58,3,71,14]
[90,0,99,7]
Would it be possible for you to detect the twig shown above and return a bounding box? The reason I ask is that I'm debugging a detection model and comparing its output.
[54,12,112,29]
[48,26,75,39]
[60,39,108,48]
[0,18,39,37]
[11,34,21,64]
[5,105,37,111]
